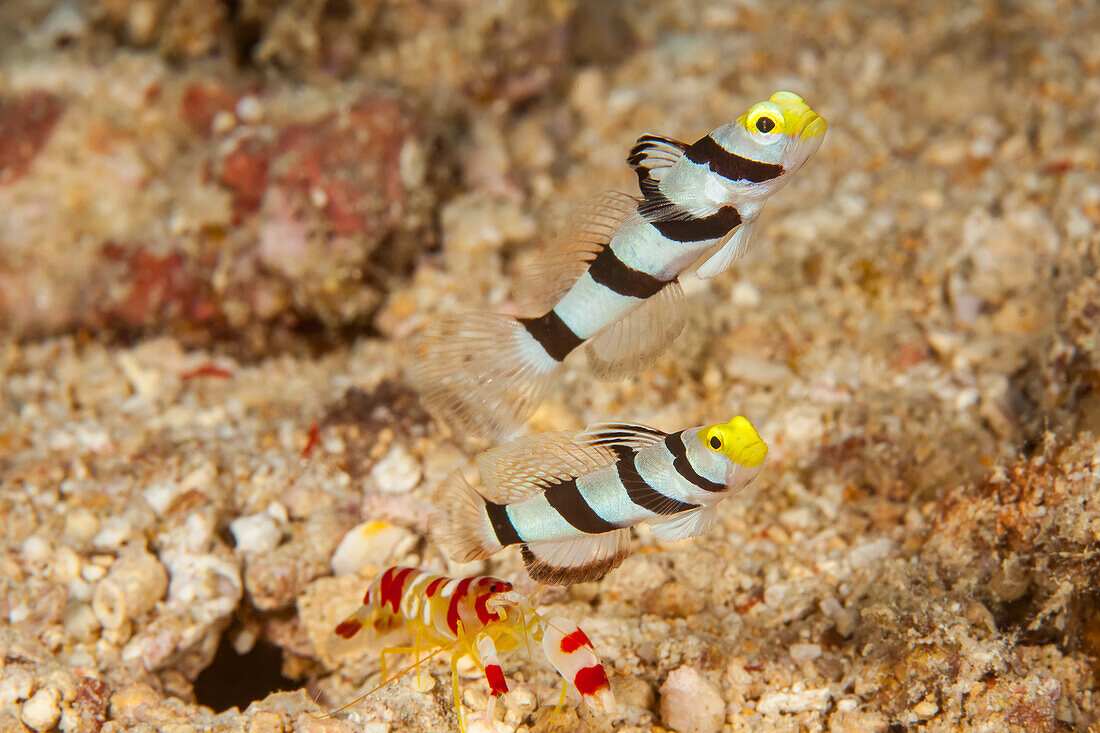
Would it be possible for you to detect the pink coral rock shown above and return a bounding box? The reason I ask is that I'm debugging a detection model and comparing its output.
[659,666,725,733]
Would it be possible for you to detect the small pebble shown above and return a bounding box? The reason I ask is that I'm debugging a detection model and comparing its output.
[92,517,132,551]
[757,686,832,715]
[143,481,179,516]
[246,710,284,733]
[62,600,101,642]
[820,596,858,637]
[369,444,423,494]
[790,643,822,662]
[51,548,82,581]
[912,696,939,718]
[399,139,427,189]
[613,676,655,712]
[266,501,289,524]
[21,535,51,563]
[45,670,78,701]
[236,96,264,124]
[211,110,237,135]
[659,666,725,733]
[67,577,93,602]
[109,683,161,720]
[82,563,108,582]
[229,513,282,554]
[0,666,33,704]
[847,538,894,568]
[21,687,61,732]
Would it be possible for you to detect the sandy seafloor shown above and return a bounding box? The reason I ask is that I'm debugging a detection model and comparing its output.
[2,1,1100,731]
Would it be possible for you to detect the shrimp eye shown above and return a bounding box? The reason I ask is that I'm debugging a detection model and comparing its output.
[710,436,722,450]
[755,116,776,133]
[489,583,499,592]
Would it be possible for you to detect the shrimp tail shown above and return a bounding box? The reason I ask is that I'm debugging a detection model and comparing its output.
[334,605,374,640]
[407,312,558,441]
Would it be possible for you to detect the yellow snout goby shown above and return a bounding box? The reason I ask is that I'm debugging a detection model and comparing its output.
[434,418,768,585]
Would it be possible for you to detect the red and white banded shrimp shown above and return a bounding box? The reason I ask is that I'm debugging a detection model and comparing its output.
[324,566,615,730]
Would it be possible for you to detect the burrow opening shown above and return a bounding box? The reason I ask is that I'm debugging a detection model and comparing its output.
[193,635,298,712]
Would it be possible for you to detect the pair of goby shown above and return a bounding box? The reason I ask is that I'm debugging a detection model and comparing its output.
[413,91,827,586]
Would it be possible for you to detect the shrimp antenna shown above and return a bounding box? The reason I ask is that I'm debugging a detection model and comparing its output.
[520,581,548,648]
[520,586,577,642]
[521,604,535,667]
[310,644,452,720]
[527,583,547,606]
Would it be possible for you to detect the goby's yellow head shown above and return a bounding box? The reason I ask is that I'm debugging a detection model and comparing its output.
[738,91,827,140]
[700,416,768,468]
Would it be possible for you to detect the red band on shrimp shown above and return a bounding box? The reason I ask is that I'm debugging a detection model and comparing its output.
[380,567,415,613]
[574,665,610,696]
[425,578,445,597]
[334,619,362,639]
[559,628,593,654]
[446,578,473,634]
[485,664,508,696]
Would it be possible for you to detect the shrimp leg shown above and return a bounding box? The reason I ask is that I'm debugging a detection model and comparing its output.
[469,633,509,728]
[379,644,423,687]
[449,647,467,732]
[539,616,616,714]
[412,624,426,689]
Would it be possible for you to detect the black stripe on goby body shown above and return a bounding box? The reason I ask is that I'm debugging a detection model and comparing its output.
[610,446,700,515]
[543,478,621,534]
[518,311,583,362]
[486,501,524,547]
[587,247,668,299]
[636,189,742,243]
[665,431,726,493]
[648,205,742,243]
[685,135,785,183]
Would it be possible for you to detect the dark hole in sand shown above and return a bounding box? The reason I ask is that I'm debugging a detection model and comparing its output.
[193,637,297,712]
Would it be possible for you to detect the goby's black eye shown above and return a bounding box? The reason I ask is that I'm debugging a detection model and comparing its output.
[710,436,721,449]
[756,116,776,133]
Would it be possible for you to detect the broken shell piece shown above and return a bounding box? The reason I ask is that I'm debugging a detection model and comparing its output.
[331,521,417,576]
